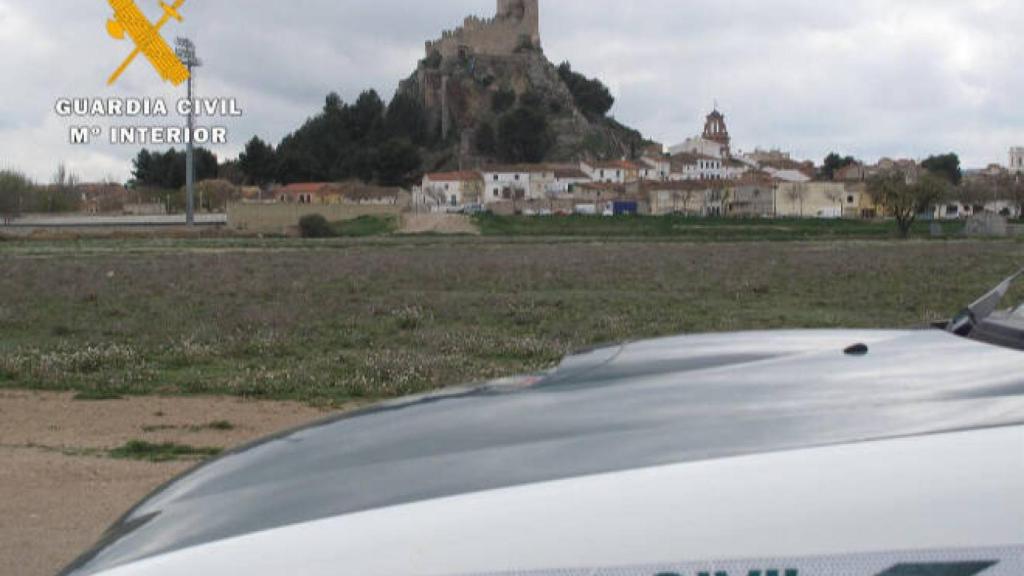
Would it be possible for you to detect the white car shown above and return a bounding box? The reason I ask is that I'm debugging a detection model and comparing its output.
[62,273,1024,576]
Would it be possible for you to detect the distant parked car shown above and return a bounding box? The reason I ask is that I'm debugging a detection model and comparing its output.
[458,204,484,215]
[612,201,639,216]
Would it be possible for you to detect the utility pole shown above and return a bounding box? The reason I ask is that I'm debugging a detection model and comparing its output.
[175,37,202,226]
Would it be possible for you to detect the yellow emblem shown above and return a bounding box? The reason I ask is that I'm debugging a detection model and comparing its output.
[106,0,190,86]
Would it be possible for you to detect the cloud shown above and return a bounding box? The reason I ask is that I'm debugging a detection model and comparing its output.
[0,0,1021,182]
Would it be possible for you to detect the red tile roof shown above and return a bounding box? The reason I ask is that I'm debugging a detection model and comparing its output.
[278,183,334,195]
[554,168,589,179]
[481,164,554,174]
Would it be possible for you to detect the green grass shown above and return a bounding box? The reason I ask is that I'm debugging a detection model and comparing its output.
[331,215,397,238]
[109,441,223,462]
[474,214,966,241]
[72,390,124,401]
[0,235,1022,405]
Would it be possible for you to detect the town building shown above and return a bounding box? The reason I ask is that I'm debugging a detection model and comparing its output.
[743,149,792,165]
[1009,147,1024,174]
[669,109,732,159]
[834,163,871,183]
[549,167,591,195]
[481,165,536,203]
[726,181,777,218]
[644,181,714,216]
[775,182,849,219]
[581,160,641,184]
[674,153,718,181]
[275,182,408,206]
[639,157,671,181]
[275,183,339,204]
[421,171,484,207]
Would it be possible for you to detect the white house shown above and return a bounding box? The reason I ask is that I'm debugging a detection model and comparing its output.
[639,157,671,181]
[669,153,727,181]
[581,160,642,184]
[481,165,534,204]
[548,167,592,195]
[420,172,484,207]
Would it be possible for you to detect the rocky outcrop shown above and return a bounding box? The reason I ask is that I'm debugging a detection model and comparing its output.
[396,48,647,169]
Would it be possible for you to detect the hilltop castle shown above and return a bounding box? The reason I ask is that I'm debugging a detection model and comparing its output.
[425,0,541,60]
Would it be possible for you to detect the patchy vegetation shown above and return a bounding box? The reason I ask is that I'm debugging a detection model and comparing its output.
[300,215,397,238]
[474,214,966,240]
[0,237,1021,405]
[72,390,124,402]
[109,441,223,463]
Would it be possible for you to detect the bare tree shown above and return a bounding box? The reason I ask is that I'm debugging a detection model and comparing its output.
[785,183,808,218]
[421,185,448,211]
[0,170,32,224]
[824,187,845,218]
[46,163,82,213]
[972,173,1024,217]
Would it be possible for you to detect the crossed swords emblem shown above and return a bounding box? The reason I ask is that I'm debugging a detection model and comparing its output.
[105,0,190,86]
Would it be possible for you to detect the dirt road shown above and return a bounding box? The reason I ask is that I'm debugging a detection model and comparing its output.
[0,391,330,576]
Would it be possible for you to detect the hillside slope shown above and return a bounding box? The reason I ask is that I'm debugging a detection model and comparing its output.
[397,48,649,169]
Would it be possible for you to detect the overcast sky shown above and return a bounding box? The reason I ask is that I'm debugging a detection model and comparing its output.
[1,0,1022,182]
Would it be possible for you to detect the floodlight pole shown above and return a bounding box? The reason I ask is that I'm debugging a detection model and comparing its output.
[176,37,202,226]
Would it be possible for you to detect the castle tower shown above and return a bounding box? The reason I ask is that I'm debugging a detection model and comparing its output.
[497,0,540,48]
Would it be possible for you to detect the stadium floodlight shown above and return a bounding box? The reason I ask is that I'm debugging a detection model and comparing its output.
[175,37,203,226]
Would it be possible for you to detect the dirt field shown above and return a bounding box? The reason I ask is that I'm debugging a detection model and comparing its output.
[400,213,480,235]
[0,391,329,576]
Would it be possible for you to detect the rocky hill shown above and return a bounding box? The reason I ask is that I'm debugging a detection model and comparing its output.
[396,46,649,170]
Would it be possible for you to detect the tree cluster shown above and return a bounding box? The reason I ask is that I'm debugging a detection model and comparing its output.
[821,152,858,181]
[132,148,219,189]
[0,170,33,221]
[270,90,425,186]
[494,90,554,163]
[921,153,962,186]
[0,165,90,219]
[557,62,615,119]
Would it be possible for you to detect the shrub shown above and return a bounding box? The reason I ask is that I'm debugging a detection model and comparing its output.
[492,88,516,115]
[109,440,222,462]
[422,51,442,70]
[557,62,615,118]
[497,107,553,163]
[299,214,333,238]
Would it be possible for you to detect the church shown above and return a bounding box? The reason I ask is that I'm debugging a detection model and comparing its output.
[669,109,733,160]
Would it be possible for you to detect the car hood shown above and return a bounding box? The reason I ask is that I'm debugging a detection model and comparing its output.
[64,329,1024,575]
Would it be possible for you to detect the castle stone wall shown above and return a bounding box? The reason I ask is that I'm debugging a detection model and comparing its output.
[426,0,540,59]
